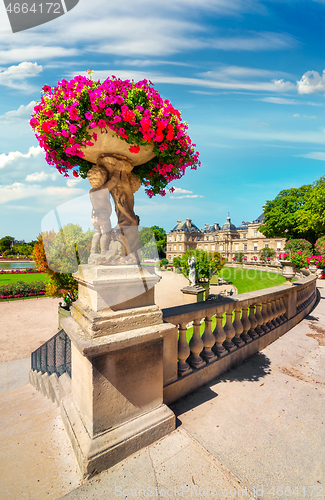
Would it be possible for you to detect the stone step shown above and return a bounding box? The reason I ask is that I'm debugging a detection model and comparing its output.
[0,384,81,500]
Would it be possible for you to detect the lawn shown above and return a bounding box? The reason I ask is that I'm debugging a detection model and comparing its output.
[186,266,286,342]
[211,266,286,294]
[0,273,49,286]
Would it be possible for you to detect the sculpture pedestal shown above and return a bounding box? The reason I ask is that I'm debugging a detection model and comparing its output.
[181,284,206,304]
[60,264,177,478]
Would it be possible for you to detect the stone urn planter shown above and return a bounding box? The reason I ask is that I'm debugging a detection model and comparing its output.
[279,260,296,285]
[309,262,317,274]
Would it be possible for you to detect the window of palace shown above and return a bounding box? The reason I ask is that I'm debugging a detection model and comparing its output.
[192,237,195,241]
[277,242,281,250]
[169,236,171,242]
[254,243,258,251]
[254,230,258,237]
[212,244,215,251]
[169,246,171,251]
[174,236,177,242]
[243,234,246,239]
[179,236,182,241]
[198,237,200,241]
[219,244,223,251]
[187,236,189,241]
[179,245,182,251]
[174,245,176,250]
[187,245,189,250]
[235,244,238,251]
[205,245,208,250]
[265,243,269,248]
[244,244,247,251]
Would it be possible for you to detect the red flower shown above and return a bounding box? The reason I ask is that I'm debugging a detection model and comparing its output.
[129,145,140,153]
[73,170,79,178]
[42,85,52,93]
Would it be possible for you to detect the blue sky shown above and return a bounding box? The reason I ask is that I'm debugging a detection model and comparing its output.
[0,0,325,241]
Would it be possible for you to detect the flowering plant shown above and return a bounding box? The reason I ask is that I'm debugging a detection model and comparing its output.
[0,280,46,299]
[278,252,308,270]
[30,75,200,197]
[306,255,325,268]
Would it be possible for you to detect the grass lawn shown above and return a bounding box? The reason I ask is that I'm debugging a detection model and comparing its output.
[0,273,49,286]
[186,267,286,342]
[211,266,286,294]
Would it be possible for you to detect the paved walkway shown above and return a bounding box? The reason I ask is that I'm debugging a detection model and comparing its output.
[0,279,324,499]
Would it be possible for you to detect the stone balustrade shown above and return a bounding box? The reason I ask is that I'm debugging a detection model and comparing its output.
[162,275,317,405]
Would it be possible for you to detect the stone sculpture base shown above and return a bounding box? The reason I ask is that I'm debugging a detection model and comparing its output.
[181,285,206,304]
[60,262,177,477]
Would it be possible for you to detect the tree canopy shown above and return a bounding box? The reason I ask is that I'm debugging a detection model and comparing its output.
[259,179,325,244]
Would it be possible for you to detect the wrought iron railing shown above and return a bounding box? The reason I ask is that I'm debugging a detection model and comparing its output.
[31,329,71,378]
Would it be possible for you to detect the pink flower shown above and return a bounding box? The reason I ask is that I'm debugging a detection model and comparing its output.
[62,129,69,137]
[69,124,77,133]
[69,109,78,120]
[85,112,93,120]
[89,122,97,128]
[98,119,106,128]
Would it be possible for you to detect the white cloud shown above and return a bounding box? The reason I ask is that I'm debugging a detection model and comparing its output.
[297,70,325,95]
[293,114,300,117]
[0,101,36,121]
[25,171,57,182]
[80,69,295,93]
[210,32,296,52]
[299,152,325,161]
[172,187,193,194]
[0,47,77,65]
[66,178,82,188]
[260,97,299,105]
[0,62,42,92]
[170,194,204,199]
[0,182,85,204]
[0,146,43,169]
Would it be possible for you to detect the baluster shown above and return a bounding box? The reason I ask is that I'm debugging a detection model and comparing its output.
[241,306,252,343]
[232,307,245,347]
[178,322,192,376]
[275,298,283,324]
[212,313,227,357]
[248,304,259,339]
[261,301,270,333]
[254,302,264,335]
[279,296,287,321]
[271,299,280,327]
[201,313,216,363]
[223,309,237,351]
[266,300,274,330]
[188,318,206,369]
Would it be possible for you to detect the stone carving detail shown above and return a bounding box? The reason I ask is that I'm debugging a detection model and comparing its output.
[87,153,141,265]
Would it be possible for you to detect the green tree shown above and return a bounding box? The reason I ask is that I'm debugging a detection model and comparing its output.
[259,247,276,263]
[33,224,93,306]
[150,225,166,257]
[0,236,14,252]
[180,249,225,283]
[234,252,244,263]
[296,176,325,240]
[259,185,316,242]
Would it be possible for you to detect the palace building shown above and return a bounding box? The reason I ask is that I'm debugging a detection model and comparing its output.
[166,214,286,263]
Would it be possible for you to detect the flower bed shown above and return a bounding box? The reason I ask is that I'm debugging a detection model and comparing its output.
[0,280,46,299]
[30,75,200,197]
[0,268,38,274]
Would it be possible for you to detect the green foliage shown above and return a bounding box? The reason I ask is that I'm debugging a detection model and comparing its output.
[0,280,46,299]
[0,236,14,252]
[180,249,225,283]
[314,235,325,257]
[234,252,244,263]
[259,247,276,262]
[160,258,169,267]
[173,256,181,268]
[279,252,308,270]
[32,224,93,305]
[284,239,313,256]
[139,227,157,259]
[150,225,167,256]
[260,178,325,244]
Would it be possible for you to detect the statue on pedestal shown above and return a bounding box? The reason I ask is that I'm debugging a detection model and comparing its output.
[188,255,196,286]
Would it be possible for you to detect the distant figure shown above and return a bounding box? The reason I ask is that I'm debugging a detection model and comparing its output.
[188,256,196,286]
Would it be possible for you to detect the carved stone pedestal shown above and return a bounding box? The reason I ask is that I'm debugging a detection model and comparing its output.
[60,264,177,478]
